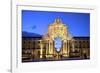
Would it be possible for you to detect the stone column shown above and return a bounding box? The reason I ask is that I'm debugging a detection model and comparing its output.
[63,40,68,57]
[72,40,75,52]
[40,40,43,59]
[67,40,69,56]
[51,41,54,55]
[66,40,68,55]
[63,41,65,53]
[49,41,50,54]
[46,40,48,58]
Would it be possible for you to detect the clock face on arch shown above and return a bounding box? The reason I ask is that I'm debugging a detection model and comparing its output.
[54,37,62,52]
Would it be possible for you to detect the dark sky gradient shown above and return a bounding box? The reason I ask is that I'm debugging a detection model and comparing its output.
[22,10,90,36]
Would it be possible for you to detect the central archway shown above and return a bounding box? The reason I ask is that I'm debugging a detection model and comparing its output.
[54,37,62,52]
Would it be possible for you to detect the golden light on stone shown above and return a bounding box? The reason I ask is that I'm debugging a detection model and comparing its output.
[22,18,90,62]
[42,18,72,59]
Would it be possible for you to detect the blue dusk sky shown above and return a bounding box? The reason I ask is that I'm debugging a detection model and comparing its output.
[22,10,90,36]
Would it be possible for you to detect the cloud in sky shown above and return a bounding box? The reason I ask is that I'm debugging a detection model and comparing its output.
[32,25,37,29]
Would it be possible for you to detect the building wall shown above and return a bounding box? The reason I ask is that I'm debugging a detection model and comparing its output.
[22,37,90,62]
[69,37,90,59]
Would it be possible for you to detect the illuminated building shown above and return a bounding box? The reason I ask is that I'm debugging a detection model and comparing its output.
[22,18,90,62]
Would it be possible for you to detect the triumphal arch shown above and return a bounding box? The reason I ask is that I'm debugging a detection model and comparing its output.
[42,18,72,59]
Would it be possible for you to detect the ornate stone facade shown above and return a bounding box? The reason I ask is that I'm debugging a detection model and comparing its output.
[43,18,72,59]
[22,18,90,62]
